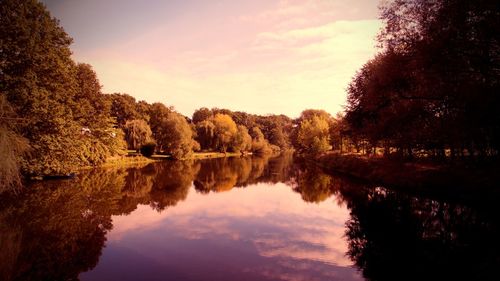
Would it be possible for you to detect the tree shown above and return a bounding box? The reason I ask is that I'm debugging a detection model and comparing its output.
[148,102,172,151]
[108,93,140,128]
[210,113,238,152]
[345,0,500,159]
[195,120,216,150]
[155,112,198,159]
[296,111,332,155]
[124,119,153,151]
[192,107,212,123]
[74,63,127,165]
[230,125,252,153]
[250,126,272,155]
[0,0,88,176]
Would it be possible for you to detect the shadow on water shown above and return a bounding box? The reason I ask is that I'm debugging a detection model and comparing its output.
[0,153,498,280]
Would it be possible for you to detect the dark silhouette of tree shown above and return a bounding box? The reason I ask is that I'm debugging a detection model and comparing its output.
[345,0,500,159]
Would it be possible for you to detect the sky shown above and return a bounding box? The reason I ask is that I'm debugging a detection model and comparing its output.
[42,0,382,118]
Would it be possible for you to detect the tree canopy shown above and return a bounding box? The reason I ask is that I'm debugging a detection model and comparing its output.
[345,0,500,159]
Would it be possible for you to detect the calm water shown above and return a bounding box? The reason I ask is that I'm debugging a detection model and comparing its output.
[0,154,498,281]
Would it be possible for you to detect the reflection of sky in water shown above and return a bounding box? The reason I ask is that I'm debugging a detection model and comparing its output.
[81,182,363,281]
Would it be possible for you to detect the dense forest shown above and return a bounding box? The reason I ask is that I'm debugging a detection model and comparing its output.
[0,0,340,192]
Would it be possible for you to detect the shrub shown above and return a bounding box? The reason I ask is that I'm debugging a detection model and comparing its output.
[140,142,156,157]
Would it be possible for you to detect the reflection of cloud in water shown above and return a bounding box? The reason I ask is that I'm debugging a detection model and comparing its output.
[108,184,352,266]
[107,182,360,280]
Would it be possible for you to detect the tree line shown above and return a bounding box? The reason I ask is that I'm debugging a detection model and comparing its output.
[0,0,344,192]
[344,0,499,160]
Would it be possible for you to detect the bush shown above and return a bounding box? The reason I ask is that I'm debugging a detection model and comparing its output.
[140,142,156,157]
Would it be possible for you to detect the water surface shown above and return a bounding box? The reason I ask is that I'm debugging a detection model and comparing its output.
[0,155,498,281]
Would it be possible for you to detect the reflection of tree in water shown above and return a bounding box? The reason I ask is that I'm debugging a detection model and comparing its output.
[287,164,500,280]
[341,186,500,281]
[149,160,200,211]
[0,155,300,280]
[289,162,348,204]
[260,151,294,184]
[233,157,252,186]
[118,164,157,214]
[0,168,127,281]
[193,154,295,193]
[194,158,239,193]
[292,168,333,203]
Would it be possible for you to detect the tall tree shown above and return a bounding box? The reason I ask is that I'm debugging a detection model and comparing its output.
[108,93,140,128]
[124,119,153,151]
[230,125,252,153]
[250,126,272,155]
[74,63,126,164]
[192,107,212,124]
[148,102,172,151]
[0,0,87,176]
[296,111,332,155]
[155,112,199,159]
[345,0,500,158]
[195,120,216,150]
[210,113,238,152]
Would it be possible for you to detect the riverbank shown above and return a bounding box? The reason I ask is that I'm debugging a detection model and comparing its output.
[315,153,500,199]
[81,151,249,170]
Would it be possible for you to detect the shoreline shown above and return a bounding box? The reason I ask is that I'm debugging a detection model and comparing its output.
[78,151,250,171]
[315,153,500,200]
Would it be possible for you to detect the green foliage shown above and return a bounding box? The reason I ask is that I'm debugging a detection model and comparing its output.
[74,63,127,165]
[250,127,272,155]
[192,107,212,123]
[195,120,216,150]
[140,142,156,157]
[108,93,140,127]
[0,0,89,176]
[148,102,173,150]
[293,168,333,203]
[296,111,332,155]
[230,125,252,153]
[155,112,197,159]
[79,138,109,166]
[0,95,30,192]
[124,119,153,150]
[210,114,238,152]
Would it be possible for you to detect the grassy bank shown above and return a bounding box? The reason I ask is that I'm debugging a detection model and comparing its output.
[189,152,246,159]
[316,153,500,198]
[87,151,247,169]
[75,151,252,174]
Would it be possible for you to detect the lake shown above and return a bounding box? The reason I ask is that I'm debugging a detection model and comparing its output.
[0,154,498,281]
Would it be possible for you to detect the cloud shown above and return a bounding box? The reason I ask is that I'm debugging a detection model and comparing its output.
[66,0,382,117]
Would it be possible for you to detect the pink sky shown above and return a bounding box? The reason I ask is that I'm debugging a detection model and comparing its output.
[44,0,382,118]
